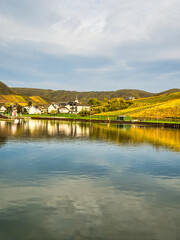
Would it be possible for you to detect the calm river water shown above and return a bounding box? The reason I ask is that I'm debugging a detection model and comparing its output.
[0,120,180,240]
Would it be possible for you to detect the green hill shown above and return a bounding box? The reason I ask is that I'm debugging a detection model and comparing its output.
[156,88,180,96]
[12,87,153,102]
[0,81,14,95]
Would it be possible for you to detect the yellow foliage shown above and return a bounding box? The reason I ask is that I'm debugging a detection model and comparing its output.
[29,96,47,104]
[96,94,180,119]
[0,94,47,106]
[2,95,27,104]
[130,99,180,119]
[92,123,180,152]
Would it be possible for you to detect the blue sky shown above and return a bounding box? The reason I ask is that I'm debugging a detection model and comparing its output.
[0,0,180,92]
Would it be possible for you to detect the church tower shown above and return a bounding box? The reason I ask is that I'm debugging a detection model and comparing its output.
[75,95,79,103]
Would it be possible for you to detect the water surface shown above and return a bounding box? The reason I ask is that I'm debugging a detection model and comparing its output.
[0,120,180,240]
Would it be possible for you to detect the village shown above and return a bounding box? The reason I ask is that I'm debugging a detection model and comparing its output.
[0,96,91,116]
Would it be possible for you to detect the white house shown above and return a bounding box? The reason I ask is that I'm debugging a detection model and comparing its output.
[76,103,90,113]
[38,105,48,113]
[0,105,7,113]
[28,106,41,115]
[59,107,69,114]
[66,102,90,114]
[63,96,90,114]
[125,96,135,100]
[48,103,59,114]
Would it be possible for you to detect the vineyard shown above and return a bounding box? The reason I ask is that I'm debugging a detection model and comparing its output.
[0,95,27,106]
[0,95,48,106]
[96,92,180,120]
[29,96,48,105]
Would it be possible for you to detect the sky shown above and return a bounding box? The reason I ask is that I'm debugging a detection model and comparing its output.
[0,0,180,92]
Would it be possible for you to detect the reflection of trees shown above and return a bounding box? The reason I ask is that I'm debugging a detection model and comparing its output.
[0,120,180,152]
[90,124,180,152]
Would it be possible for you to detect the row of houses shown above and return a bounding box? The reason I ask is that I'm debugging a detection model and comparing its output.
[0,97,91,115]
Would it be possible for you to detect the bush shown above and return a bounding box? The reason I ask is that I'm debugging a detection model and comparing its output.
[79,109,90,116]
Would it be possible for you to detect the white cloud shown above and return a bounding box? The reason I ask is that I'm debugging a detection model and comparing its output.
[0,0,180,59]
[0,0,180,91]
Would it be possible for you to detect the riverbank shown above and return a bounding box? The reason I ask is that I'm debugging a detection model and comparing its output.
[1,114,180,129]
[31,116,180,129]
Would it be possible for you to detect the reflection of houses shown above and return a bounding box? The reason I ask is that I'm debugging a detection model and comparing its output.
[26,120,90,137]
[58,123,90,137]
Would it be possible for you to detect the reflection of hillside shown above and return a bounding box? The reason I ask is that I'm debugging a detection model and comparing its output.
[0,120,180,152]
[90,124,180,152]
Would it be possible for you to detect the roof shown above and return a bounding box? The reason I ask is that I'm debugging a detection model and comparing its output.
[76,103,90,106]
[59,107,69,110]
[59,102,67,105]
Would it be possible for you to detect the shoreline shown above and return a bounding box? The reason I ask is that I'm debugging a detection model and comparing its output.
[1,115,180,129]
[31,116,180,129]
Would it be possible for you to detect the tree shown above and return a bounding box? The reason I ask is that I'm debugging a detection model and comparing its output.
[50,110,56,115]
[88,98,102,106]
[28,101,32,106]
[17,104,22,113]
[79,108,90,116]
[6,105,12,114]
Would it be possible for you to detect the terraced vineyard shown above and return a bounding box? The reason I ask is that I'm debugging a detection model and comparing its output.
[96,92,180,120]
[0,95,27,106]
[29,96,48,105]
[0,95,48,106]
[130,99,180,119]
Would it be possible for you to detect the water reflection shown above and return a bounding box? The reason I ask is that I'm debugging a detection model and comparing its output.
[0,120,180,152]
[0,120,180,240]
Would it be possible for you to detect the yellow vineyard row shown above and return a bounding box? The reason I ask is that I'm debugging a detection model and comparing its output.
[130,99,180,118]
[0,95,48,106]
[29,96,47,105]
[96,96,180,119]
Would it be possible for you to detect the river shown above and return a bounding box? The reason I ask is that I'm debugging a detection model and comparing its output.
[0,120,180,240]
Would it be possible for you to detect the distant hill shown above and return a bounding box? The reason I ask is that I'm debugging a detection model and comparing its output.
[12,87,153,102]
[0,81,14,95]
[156,88,180,96]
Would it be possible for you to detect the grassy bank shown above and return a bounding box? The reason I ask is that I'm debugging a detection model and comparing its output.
[3,113,180,124]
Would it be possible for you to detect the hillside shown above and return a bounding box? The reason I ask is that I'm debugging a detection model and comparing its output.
[0,95,48,106]
[0,81,14,95]
[12,87,153,102]
[96,91,180,120]
[156,88,180,96]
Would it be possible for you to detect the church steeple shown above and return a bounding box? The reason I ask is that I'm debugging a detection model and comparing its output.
[75,95,79,103]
